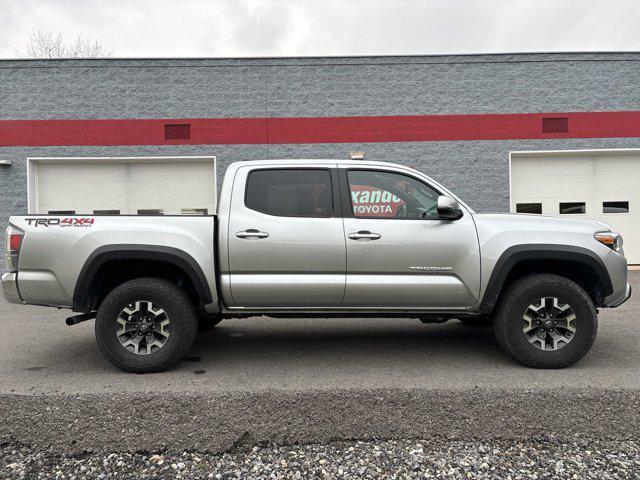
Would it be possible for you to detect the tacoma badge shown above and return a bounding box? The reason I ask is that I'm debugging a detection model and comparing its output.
[409,266,453,271]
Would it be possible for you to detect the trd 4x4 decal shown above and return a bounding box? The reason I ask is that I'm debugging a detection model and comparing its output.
[25,218,94,228]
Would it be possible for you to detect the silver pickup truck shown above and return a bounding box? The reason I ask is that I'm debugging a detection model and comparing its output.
[2,159,631,372]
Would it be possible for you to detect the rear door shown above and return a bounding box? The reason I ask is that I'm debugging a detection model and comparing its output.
[340,167,480,308]
[227,166,346,307]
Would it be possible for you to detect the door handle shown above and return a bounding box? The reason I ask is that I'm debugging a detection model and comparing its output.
[348,230,381,240]
[236,229,269,239]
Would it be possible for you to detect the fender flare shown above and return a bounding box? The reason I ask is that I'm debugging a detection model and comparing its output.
[73,244,213,311]
[479,244,613,314]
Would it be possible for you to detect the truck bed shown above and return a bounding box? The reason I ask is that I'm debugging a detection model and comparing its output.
[8,214,217,309]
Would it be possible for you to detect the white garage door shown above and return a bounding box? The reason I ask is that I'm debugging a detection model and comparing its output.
[510,150,639,264]
[29,156,216,216]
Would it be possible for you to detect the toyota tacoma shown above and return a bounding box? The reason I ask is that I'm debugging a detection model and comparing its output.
[2,160,631,372]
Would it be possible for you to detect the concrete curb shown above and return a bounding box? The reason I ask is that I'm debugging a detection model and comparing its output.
[1,388,638,454]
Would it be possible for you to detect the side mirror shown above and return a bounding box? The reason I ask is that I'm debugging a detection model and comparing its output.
[437,195,463,220]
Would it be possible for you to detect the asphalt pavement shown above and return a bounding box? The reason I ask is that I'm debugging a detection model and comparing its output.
[0,272,638,458]
[0,273,638,395]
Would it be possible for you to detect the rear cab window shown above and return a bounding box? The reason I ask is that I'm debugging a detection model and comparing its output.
[245,169,334,218]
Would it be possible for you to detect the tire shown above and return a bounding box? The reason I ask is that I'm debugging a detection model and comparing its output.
[95,277,198,373]
[493,273,597,369]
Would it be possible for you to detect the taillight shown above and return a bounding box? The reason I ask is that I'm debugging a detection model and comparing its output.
[5,226,24,271]
[8,230,23,252]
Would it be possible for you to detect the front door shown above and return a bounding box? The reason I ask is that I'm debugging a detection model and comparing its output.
[227,166,346,308]
[340,167,480,309]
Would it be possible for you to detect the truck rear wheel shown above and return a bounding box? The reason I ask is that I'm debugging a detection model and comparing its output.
[95,277,198,373]
[493,273,597,368]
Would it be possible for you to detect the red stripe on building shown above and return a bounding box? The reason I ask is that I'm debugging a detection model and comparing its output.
[1,111,640,147]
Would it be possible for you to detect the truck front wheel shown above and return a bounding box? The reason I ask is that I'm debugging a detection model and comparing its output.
[95,277,198,373]
[493,273,597,368]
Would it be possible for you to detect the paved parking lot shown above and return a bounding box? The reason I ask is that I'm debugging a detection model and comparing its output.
[1,272,638,395]
[1,272,638,458]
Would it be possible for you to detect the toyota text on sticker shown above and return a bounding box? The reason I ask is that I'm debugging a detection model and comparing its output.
[351,185,404,217]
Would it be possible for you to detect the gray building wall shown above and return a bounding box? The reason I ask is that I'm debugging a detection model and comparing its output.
[1,53,640,268]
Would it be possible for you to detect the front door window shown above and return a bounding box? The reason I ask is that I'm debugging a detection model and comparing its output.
[347,170,441,219]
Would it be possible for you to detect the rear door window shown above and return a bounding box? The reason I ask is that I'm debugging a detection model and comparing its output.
[245,169,333,218]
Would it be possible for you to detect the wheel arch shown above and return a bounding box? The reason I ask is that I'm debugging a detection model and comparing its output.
[480,244,613,314]
[73,245,214,312]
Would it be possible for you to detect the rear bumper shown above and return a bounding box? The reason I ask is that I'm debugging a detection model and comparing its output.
[1,272,23,304]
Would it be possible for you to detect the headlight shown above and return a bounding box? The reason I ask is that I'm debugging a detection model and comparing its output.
[594,231,624,254]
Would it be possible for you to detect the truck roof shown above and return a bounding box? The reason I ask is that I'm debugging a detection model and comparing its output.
[228,158,418,170]
[224,159,475,214]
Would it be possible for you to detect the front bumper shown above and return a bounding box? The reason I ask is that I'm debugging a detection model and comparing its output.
[605,283,631,308]
[1,272,23,304]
